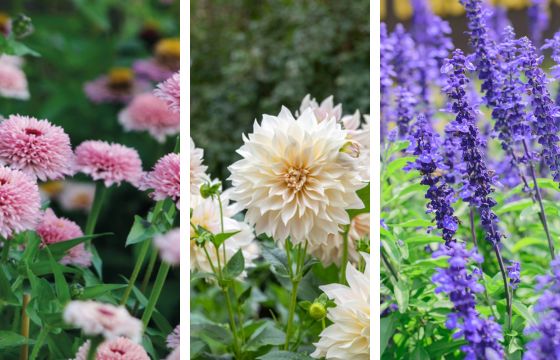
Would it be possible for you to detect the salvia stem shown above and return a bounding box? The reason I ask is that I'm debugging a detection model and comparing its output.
[19,294,30,360]
[493,244,512,329]
[85,182,109,236]
[381,248,398,280]
[141,261,170,328]
[469,208,478,248]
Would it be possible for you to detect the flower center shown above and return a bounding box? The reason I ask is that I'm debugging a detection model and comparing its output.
[284,167,309,192]
[108,67,133,90]
[0,13,10,35]
[155,38,180,69]
[25,128,42,136]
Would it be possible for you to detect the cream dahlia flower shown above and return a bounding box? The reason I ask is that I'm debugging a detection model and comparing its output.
[312,252,370,360]
[190,192,259,277]
[298,94,342,123]
[309,213,370,266]
[190,138,208,195]
[228,107,364,246]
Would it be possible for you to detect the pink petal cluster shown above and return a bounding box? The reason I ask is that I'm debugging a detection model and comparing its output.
[84,76,150,104]
[74,141,143,187]
[64,300,143,343]
[154,72,179,113]
[0,166,41,238]
[0,58,28,100]
[118,93,180,143]
[154,228,180,266]
[0,115,74,181]
[166,325,180,349]
[133,58,175,82]
[74,338,149,360]
[36,209,91,267]
[140,153,179,206]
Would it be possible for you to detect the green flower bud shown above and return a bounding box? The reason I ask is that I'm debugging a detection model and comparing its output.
[70,283,84,298]
[309,302,327,320]
[200,181,221,199]
[11,14,33,39]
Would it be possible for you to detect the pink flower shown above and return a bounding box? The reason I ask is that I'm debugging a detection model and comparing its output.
[118,93,179,142]
[74,141,143,187]
[74,338,149,360]
[154,228,180,266]
[133,59,174,82]
[64,300,143,342]
[154,72,179,113]
[0,115,74,180]
[165,348,179,360]
[0,166,40,238]
[57,181,95,213]
[0,61,28,100]
[84,68,151,104]
[36,209,91,267]
[140,153,179,206]
[133,38,179,82]
[166,325,180,349]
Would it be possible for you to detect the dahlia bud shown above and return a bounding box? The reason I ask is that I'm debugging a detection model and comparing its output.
[11,14,33,39]
[309,302,327,320]
[200,181,221,199]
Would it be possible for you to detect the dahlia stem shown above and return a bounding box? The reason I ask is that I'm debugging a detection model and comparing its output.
[19,294,30,360]
[141,261,170,328]
[284,241,307,350]
[120,240,151,306]
[522,139,555,259]
[493,243,512,329]
[340,227,350,284]
[85,182,109,236]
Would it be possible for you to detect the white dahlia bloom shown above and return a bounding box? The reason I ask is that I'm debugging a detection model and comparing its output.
[190,138,208,195]
[298,94,342,123]
[312,253,370,360]
[228,107,364,246]
[190,192,259,277]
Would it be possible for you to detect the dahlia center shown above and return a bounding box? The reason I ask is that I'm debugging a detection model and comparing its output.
[25,128,42,136]
[284,166,309,192]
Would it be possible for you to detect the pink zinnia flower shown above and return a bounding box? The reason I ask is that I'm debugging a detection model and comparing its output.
[64,300,143,342]
[84,68,151,104]
[166,325,180,349]
[74,337,149,360]
[0,61,28,100]
[133,59,174,82]
[36,209,91,267]
[0,115,74,180]
[74,141,143,187]
[0,166,40,238]
[154,71,179,113]
[118,93,179,142]
[140,153,179,206]
[154,228,180,266]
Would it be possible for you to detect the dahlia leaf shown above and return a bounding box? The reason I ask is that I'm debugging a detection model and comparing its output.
[223,249,245,280]
[245,322,286,350]
[212,230,241,249]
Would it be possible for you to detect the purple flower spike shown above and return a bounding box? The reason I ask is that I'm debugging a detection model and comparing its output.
[507,261,521,290]
[527,0,549,49]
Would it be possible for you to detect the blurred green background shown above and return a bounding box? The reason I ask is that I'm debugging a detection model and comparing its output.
[191,0,370,181]
[0,0,179,320]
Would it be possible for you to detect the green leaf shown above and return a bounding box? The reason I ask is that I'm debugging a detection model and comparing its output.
[348,183,370,218]
[385,140,410,159]
[238,286,252,305]
[0,331,29,349]
[126,216,158,246]
[411,346,430,360]
[495,198,533,215]
[46,248,70,304]
[246,323,285,350]
[191,323,232,344]
[386,156,416,178]
[512,300,536,326]
[79,284,127,300]
[212,231,241,248]
[391,219,433,228]
[0,266,18,305]
[511,237,547,253]
[262,245,290,279]
[380,314,397,355]
[394,280,410,313]
[46,233,110,259]
[257,350,314,360]
[223,250,244,280]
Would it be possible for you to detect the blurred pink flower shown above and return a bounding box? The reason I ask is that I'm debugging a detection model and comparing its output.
[74,141,143,187]
[133,38,179,82]
[74,337,149,360]
[0,61,28,100]
[0,115,74,180]
[57,181,95,213]
[140,153,179,206]
[154,71,179,113]
[84,68,151,104]
[166,325,180,349]
[64,300,143,342]
[133,59,174,82]
[36,208,91,267]
[118,93,179,142]
[154,228,180,266]
[0,166,41,238]
[165,348,179,360]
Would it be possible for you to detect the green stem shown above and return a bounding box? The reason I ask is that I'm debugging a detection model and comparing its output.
[141,261,170,328]
[223,287,241,357]
[2,238,10,263]
[493,244,512,329]
[86,337,103,360]
[340,227,349,284]
[29,327,48,360]
[284,242,307,350]
[85,182,109,236]
[120,240,151,306]
[140,249,159,293]
[20,294,30,360]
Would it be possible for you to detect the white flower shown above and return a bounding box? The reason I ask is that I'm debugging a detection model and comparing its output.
[312,253,370,360]
[309,213,370,266]
[228,107,364,246]
[190,138,208,194]
[190,192,259,277]
[342,111,370,181]
[154,228,180,266]
[63,300,143,343]
[298,94,342,123]
[57,181,95,212]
